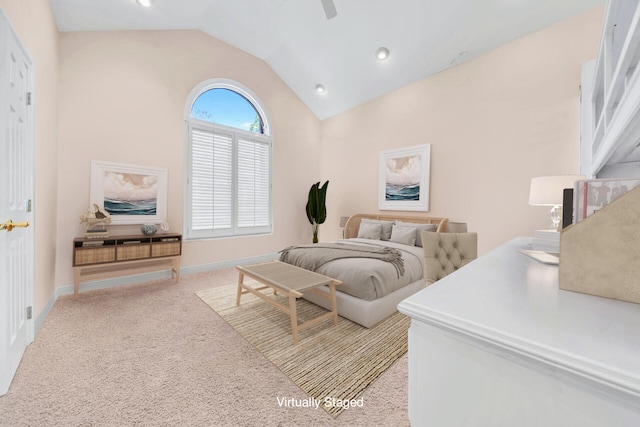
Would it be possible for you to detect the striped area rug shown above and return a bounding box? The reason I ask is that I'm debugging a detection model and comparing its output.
[196,282,410,418]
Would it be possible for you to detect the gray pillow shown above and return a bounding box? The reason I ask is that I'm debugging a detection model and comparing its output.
[390,225,417,246]
[357,222,383,240]
[360,219,394,241]
[396,220,437,247]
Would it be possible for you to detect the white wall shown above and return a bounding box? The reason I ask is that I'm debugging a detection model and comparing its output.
[319,7,604,254]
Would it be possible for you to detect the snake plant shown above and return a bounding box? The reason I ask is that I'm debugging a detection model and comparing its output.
[306,181,329,243]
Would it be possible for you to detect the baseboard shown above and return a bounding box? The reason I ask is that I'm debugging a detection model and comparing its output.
[54,252,279,297]
[32,252,278,352]
[35,291,57,335]
[34,253,277,337]
[180,253,278,275]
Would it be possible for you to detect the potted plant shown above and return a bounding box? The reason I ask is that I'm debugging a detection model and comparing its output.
[306,181,329,243]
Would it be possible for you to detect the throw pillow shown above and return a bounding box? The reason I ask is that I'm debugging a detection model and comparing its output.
[360,219,394,241]
[396,220,437,247]
[357,222,383,240]
[390,225,417,246]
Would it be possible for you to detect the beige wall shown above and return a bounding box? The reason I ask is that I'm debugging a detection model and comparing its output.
[319,7,604,255]
[55,30,321,287]
[0,3,604,309]
[0,0,59,315]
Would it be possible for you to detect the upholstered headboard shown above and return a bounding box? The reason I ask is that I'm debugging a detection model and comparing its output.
[343,214,448,239]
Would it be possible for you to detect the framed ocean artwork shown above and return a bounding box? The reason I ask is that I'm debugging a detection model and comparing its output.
[90,160,168,225]
[378,144,430,211]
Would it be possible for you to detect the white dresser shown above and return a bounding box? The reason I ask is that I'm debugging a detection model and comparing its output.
[398,237,640,426]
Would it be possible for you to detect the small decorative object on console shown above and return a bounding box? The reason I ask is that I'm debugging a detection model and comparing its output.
[140,224,158,236]
[80,203,111,238]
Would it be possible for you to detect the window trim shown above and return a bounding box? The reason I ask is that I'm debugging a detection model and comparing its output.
[184,79,272,241]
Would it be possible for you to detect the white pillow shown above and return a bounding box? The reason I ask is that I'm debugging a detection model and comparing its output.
[357,222,383,240]
[395,220,437,247]
[360,219,394,241]
[390,225,417,246]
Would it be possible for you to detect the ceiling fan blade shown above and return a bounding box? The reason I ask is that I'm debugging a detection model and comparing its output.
[321,0,337,20]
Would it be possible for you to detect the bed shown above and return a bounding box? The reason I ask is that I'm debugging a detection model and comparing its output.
[279,214,449,328]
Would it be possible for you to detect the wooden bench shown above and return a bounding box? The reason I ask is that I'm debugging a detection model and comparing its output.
[236,261,341,345]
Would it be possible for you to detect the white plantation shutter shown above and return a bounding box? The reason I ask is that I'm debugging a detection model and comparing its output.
[212,132,233,230]
[186,121,271,239]
[237,137,270,229]
[190,128,214,231]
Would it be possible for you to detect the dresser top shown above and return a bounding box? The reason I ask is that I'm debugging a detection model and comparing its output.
[398,237,640,396]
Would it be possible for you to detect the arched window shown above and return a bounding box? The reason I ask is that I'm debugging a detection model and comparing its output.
[191,88,264,133]
[184,79,272,239]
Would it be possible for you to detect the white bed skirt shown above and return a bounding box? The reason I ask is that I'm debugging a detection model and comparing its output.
[302,279,424,328]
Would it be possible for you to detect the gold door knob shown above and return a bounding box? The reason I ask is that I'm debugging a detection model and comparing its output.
[0,219,30,232]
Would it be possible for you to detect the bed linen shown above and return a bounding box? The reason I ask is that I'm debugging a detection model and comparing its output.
[280,238,424,301]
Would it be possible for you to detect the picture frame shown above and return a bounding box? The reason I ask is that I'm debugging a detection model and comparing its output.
[90,160,168,225]
[378,144,430,211]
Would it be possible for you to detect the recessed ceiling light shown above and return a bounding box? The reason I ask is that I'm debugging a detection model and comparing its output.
[136,0,154,7]
[376,47,390,61]
[315,84,326,94]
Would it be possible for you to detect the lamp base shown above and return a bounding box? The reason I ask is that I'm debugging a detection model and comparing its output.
[550,205,562,231]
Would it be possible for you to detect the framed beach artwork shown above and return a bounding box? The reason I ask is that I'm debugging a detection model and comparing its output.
[90,160,168,225]
[378,144,430,211]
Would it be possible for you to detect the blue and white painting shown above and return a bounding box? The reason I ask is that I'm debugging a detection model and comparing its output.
[103,172,157,216]
[385,155,421,201]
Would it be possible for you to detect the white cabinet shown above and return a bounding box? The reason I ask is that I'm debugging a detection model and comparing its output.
[398,238,640,426]
[581,0,640,177]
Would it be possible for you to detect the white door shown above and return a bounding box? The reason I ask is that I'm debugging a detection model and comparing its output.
[0,9,35,396]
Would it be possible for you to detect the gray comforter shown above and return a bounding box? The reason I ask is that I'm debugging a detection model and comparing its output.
[280,242,405,277]
[280,238,425,301]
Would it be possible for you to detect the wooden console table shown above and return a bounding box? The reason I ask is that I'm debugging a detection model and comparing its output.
[72,233,182,298]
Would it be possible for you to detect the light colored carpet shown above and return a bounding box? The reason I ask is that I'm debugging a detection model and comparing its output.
[196,282,410,418]
[0,269,410,426]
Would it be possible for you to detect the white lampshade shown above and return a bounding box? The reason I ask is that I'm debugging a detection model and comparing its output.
[529,175,585,206]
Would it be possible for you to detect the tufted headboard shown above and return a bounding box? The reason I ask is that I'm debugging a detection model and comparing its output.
[343,214,448,239]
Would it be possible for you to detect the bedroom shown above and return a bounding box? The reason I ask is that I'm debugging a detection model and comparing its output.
[0,0,608,424]
[48,3,600,301]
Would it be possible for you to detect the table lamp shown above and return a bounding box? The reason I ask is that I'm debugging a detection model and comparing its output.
[529,175,585,230]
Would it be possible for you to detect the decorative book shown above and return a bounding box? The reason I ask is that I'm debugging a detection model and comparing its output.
[573,178,640,224]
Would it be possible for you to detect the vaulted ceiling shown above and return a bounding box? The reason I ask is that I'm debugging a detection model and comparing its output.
[50,0,604,119]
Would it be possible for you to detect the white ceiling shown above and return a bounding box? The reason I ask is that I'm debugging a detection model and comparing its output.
[50,0,604,120]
